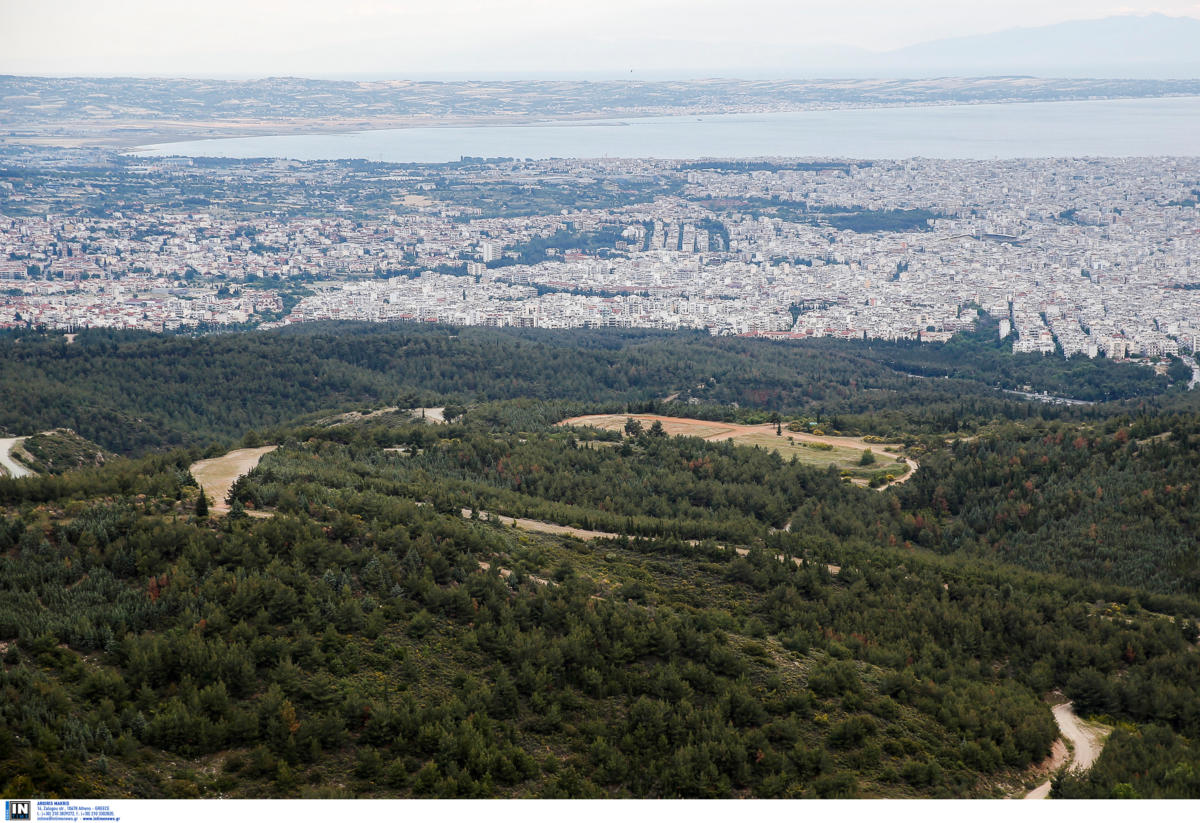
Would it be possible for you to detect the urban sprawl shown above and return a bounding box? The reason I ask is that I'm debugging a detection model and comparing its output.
[2,150,1199,364]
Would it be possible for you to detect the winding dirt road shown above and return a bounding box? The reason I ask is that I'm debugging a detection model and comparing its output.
[455,500,1112,801]
[1025,701,1110,799]
[457,507,844,576]
[0,437,33,479]
[461,508,618,541]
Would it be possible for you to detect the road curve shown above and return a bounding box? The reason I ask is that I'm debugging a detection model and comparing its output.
[0,437,33,479]
[1025,701,1110,799]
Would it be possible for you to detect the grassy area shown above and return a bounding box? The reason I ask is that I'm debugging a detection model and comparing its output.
[562,413,913,486]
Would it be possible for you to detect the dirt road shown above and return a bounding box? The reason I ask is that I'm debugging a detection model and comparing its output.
[457,500,847,575]
[0,437,32,479]
[1025,701,1110,799]
[190,446,277,514]
[461,508,618,541]
[464,507,843,576]
[876,457,920,489]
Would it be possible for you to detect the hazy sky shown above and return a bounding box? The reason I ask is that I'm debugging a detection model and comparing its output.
[3,0,1200,77]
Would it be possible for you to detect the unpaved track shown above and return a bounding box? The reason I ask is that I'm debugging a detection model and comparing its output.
[459,507,840,575]
[875,457,920,489]
[1025,701,1110,799]
[461,508,618,541]
[0,437,32,479]
[190,446,277,514]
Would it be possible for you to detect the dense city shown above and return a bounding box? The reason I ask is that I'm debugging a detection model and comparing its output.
[2,148,1198,362]
[8,5,1200,802]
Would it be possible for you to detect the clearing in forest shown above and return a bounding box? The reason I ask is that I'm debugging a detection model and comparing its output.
[189,445,278,513]
[561,413,917,487]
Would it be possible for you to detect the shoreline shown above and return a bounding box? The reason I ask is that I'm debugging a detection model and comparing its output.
[4,92,1196,152]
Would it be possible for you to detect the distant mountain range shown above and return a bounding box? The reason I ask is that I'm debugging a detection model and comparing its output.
[806,14,1200,78]
[455,14,1200,80]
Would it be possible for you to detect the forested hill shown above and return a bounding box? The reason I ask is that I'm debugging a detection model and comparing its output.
[845,315,1178,404]
[2,413,1200,798]
[2,321,1199,798]
[0,323,1178,454]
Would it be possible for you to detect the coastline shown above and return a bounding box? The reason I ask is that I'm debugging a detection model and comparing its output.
[3,92,1195,152]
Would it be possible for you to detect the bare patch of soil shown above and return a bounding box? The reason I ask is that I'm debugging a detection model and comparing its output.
[561,413,917,488]
[190,446,277,514]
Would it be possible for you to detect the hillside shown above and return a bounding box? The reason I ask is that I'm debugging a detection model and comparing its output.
[0,324,1175,455]
[1,325,1199,798]
[12,429,111,475]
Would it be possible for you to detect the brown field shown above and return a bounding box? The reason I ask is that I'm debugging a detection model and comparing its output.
[560,414,917,487]
[190,446,278,514]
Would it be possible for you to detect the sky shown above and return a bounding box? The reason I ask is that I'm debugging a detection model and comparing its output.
[2,0,1200,78]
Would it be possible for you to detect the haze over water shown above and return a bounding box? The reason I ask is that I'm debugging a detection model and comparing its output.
[132,96,1200,162]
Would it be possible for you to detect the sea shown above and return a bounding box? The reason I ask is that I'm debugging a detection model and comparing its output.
[129,96,1200,162]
